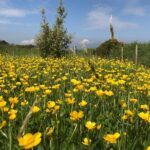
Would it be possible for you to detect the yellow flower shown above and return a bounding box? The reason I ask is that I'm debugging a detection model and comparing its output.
[76,84,84,90]
[8,109,17,120]
[25,86,39,92]
[21,100,28,106]
[47,101,56,108]
[32,106,40,113]
[46,127,54,136]
[54,105,60,111]
[62,76,67,80]
[129,98,138,103]
[66,98,75,105]
[79,100,87,107]
[103,132,120,144]
[9,114,17,120]
[146,146,150,150]
[70,111,84,121]
[89,87,97,91]
[0,120,7,129]
[18,132,42,149]
[85,121,96,130]
[121,115,128,120]
[52,84,60,90]
[125,110,134,116]
[44,89,52,95]
[97,124,102,130]
[65,93,72,97]
[9,97,19,108]
[140,104,149,110]
[3,107,9,112]
[118,80,125,85]
[104,90,114,96]
[0,100,6,108]
[138,112,150,123]
[82,137,91,146]
[71,79,81,85]
[96,90,105,96]
[119,100,127,108]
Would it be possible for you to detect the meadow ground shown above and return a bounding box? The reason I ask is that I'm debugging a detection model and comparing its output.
[0,55,150,150]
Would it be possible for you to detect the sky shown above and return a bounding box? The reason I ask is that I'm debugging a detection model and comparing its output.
[0,0,150,48]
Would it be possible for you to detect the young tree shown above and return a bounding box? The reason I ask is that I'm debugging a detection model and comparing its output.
[36,0,71,58]
[36,9,50,58]
[51,0,72,57]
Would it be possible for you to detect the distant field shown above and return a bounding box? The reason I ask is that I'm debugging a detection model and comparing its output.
[0,41,150,66]
[0,55,149,149]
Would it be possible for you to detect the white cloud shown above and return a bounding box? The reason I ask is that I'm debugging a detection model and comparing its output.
[21,39,35,45]
[80,39,90,49]
[80,39,90,45]
[87,7,138,30]
[0,8,38,17]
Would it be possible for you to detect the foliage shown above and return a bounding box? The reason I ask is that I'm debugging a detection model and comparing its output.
[36,9,51,58]
[95,39,122,58]
[36,0,72,58]
[0,42,38,56]
[0,55,150,150]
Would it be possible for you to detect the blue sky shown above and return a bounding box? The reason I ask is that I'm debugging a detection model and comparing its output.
[0,0,150,47]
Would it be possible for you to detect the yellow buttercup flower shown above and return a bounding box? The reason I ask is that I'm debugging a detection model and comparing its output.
[121,115,128,120]
[82,137,91,146]
[0,100,6,108]
[129,98,138,103]
[52,84,60,90]
[32,106,40,113]
[96,90,105,96]
[103,132,120,144]
[0,96,6,108]
[25,86,39,92]
[138,112,150,123]
[8,109,17,120]
[9,114,17,120]
[85,121,96,130]
[0,120,7,129]
[125,110,134,116]
[9,97,19,108]
[70,111,84,121]
[119,100,127,108]
[97,124,102,130]
[104,90,114,96]
[71,79,81,85]
[44,89,52,95]
[79,100,87,107]
[18,132,42,149]
[47,101,56,108]
[21,100,28,106]
[66,98,75,104]
[54,105,60,111]
[3,107,9,112]
[64,93,72,97]
[62,76,67,80]
[46,127,54,136]
[146,146,150,150]
[140,104,149,110]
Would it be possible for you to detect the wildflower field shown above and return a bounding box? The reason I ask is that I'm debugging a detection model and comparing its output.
[0,55,150,150]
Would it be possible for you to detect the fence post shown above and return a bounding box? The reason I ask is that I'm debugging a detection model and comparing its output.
[135,44,138,65]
